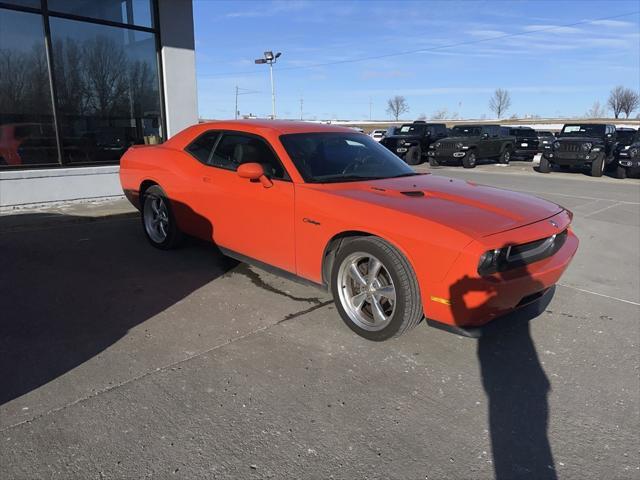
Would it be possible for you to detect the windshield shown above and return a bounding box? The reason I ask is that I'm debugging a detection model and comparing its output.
[510,128,535,137]
[451,126,482,136]
[280,132,417,183]
[397,124,426,136]
[617,130,636,144]
[560,124,605,137]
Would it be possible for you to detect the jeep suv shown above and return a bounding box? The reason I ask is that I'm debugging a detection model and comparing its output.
[614,129,639,179]
[427,124,515,168]
[380,121,447,165]
[539,123,617,177]
[536,130,555,150]
[508,126,539,160]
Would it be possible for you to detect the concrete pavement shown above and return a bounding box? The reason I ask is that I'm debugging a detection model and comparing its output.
[1,163,638,479]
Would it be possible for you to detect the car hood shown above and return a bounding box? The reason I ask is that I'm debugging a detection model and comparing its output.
[312,174,563,238]
[434,136,480,143]
[556,136,602,144]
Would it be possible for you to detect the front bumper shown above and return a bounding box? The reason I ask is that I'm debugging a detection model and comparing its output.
[617,152,640,168]
[428,150,466,162]
[544,150,603,166]
[421,210,578,329]
[513,148,538,158]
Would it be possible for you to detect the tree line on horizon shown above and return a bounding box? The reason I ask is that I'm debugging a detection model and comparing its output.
[385,86,640,122]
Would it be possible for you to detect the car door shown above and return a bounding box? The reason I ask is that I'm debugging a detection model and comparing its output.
[479,127,493,158]
[188,130,296,272]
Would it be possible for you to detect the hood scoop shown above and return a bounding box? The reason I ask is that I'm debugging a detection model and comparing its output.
[400,190,425,197]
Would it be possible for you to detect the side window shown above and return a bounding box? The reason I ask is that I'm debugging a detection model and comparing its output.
[211,133,287,180]
[185,131,220,164]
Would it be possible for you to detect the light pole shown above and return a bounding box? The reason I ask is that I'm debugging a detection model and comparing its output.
[255,51,281,119]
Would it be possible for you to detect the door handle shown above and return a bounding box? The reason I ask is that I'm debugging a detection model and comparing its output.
[202,176,213,183]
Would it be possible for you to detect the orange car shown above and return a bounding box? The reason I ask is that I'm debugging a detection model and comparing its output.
[120,120,578,340]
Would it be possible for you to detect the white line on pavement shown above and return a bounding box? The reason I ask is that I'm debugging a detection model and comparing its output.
[583,202,623,218]
[557,283,640,306]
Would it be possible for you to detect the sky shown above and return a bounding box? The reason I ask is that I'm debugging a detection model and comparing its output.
[193,0,640,121]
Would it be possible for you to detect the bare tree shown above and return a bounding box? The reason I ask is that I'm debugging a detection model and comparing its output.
[608,86,627,119]
[585,100,607,118]
[386,95,409,120]
[620,89,639,119]
[431,108,448,120]
[488,88,511,118]
[416,113,427,121]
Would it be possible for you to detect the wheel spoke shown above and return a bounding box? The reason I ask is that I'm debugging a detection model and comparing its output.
[370,297,387,324]
[351,292,367,311]
[348,262,367,286]
[374,285,396,302]
[367,257,382,284]
[151,198,160,214]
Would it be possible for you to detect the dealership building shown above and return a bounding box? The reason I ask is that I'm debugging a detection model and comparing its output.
[0,0,197,208]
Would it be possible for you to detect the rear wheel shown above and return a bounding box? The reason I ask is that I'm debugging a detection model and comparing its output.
[405,146,422,165]
[498,149,511,164]
[141,185,183,249]
[614,164,627,179]
[590,156,604,177]
[331,237,423,341]
[462,151,477,168]
[538,156,551,173]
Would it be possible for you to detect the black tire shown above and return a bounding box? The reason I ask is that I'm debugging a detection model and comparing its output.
[590,155,604,177]
[428,157,439,167]
[140,185,183,249]
[538,156,551,173]
[330,237,423,341]
[405,146,422,165]
[498,148,511,164]
[614,164,627,179]
[462,151,477,168]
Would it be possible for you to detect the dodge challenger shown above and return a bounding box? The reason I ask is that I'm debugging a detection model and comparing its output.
[120,120,578,341]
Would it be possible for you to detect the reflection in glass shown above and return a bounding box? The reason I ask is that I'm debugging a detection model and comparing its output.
[0,8,58,167]
[50,18,161,164]
[48,0,153,28]
[1,1,41,8]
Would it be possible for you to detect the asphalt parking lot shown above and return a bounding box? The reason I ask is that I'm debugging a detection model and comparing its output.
[1,163,639,479]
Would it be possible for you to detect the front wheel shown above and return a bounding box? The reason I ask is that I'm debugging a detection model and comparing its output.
[141,185,183,249]
[498,149,511,164]
[331,237,423,341]
[614,164,627,179]
[405,146,422,165]
[590,155,604,177]
[538,156,551,173]
[462,151,477,168]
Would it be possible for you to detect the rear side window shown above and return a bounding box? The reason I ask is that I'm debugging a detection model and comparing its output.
[186,131,220,164]
[211,133,288,180]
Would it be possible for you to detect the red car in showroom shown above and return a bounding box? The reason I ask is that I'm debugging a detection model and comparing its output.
[120,120,578,341]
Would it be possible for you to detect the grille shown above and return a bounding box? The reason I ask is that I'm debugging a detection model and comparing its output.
[505,229,568,268]
[437,141,458,153]
[558,142,581,152]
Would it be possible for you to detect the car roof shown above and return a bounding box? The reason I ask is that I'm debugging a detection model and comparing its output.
[166,120,359,149]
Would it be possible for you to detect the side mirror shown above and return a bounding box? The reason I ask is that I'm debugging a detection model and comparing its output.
[237,162,273,188]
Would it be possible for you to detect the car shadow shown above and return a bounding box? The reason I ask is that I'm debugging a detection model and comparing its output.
[448,261,557,479]
[0,209,237,407]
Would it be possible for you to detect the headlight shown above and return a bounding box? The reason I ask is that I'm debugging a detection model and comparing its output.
[434,143,440,148]
[581,142,592,151]
[553,141,561,149]
[624,145,631,150]
[456,142,464,149]
[478,248,505,275]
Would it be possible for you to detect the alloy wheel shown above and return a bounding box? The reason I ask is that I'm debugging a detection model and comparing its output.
[337,252,397,331]
[144,195,169,243]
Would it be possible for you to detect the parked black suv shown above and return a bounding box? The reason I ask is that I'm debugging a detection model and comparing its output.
[614,129,639,179]
[427,124,515,168]
[536,130,555,150]
[508,126,539,160]
[380,121,447,165]
[539,123,617,177]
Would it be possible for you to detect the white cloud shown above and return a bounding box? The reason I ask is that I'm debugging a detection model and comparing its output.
[590,19,635,28]
[523,24,583,34]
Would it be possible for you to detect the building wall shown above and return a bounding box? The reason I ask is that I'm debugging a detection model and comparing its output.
[0,1,198,209]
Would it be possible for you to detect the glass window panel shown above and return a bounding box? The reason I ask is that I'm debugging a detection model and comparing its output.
[48,0,153,28]
[50,18,161,165]
[1,1,41,8]
[0,8,58,167]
